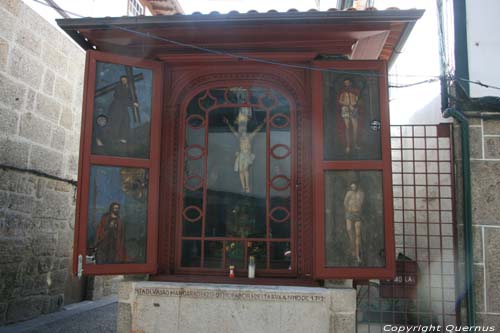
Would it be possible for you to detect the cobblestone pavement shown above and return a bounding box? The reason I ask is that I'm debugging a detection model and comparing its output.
[0,298,117,333]
[23,303,117,333]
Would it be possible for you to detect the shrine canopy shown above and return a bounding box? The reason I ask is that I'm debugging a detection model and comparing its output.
[56,8,423,66]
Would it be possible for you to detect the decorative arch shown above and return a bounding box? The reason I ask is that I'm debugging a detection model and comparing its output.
[158,65,313,279]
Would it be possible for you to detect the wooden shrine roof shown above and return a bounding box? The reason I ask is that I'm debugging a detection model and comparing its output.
[57,8,423,65]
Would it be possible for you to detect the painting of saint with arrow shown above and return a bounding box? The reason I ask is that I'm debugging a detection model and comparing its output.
[92,62,153,158]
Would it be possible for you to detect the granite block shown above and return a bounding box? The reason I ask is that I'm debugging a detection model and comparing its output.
[483,119,500,135]
[471,161,500,225]
[485,228,500,312]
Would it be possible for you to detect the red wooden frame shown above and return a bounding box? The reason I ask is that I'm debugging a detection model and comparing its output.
[174,85,297,277]
[74,54,395,281]
[156,63,314,282]
[73,50,163,275]
[311,61,396,279]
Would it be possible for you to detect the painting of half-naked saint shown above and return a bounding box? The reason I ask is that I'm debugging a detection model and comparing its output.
[324,170,385,267]
[91,61,153,159]
[323,72,381,160]
[86,166,148,265]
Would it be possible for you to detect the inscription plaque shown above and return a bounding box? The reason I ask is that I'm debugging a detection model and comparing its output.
[135,287,326,303]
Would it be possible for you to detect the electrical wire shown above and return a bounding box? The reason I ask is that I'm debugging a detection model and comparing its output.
[32,0,499,91]
[32,0,84,18]
[111,25,438,79]
[389,78,440,88]
[453,76,500,91]
[31,0,435,80]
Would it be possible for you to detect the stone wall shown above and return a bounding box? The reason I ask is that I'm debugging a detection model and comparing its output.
[0,0,85,325]
[454,115,500,327]
[0,170,77,324]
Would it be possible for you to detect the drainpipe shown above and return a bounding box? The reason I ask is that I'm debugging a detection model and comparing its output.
[442,107,475,326]
[443,0,475,325]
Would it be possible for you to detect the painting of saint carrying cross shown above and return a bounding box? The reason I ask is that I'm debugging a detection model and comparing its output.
[91,62,153,158]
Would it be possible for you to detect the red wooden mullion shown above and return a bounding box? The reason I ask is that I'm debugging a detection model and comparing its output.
[72,50,91,275]
[182,237,292,242]
[89,155,151,168]
[266,92,271,270]
[199,89,210,269]
[290,87,297,275]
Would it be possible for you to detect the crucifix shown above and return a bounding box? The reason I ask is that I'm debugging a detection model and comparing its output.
[223,116,265,193]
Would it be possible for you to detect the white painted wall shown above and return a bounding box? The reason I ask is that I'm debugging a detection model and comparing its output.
[23,0,134,24]
[22,0,150,51]
[466,0,500,97]
[375,0,449,125]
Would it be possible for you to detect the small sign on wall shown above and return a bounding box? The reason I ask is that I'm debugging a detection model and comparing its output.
[380,254,418,299]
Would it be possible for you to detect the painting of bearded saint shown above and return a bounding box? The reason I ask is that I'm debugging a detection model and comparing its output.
[95,202,126,264]
[91,62,153,159]
[86,166,149,265]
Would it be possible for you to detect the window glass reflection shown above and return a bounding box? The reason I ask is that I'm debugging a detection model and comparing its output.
[180,87,294,273]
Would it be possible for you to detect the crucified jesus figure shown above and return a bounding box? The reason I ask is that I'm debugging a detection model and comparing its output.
[223,116,265,193]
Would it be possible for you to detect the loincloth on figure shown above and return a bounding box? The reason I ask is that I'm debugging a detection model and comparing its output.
[341,106,359,119]
[345,211,362,221]
[234,151,255,172]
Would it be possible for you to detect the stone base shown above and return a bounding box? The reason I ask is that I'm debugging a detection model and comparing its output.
[86,275,124,300]
[117,281,356,333]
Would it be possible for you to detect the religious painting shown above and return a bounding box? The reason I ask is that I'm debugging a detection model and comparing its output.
[91,61,153,159]
[324,170,385,267]
[86,165,148,265]
[180,86,294,272]
[323,72,381,160]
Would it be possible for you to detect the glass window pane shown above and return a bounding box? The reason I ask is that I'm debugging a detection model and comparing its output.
[270,242,292,270]
[322,72,381,160]
[270,221,290,239]
[86,166,148,264]
[225,241,244,269]
[204,241,223,268]
[181,240,201,267]
[324,170,385,267]
[182,190,202,237]
[180,86,294,273]
[91,61,152,158]
[247,241,267,270]
[204,106,266,238]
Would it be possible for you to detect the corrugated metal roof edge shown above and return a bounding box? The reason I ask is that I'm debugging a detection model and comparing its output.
[57,9,424,30]
[136,5,412,16]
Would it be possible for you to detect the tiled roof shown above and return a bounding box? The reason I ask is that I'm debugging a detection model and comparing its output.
[185,7,398,16]
[143,5,408,16]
